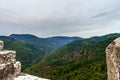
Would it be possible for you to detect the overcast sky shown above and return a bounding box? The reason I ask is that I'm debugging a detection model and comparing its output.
[0,0,120,38]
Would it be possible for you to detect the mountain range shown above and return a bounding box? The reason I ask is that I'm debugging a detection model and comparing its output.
[0,33,120,80]
[0,34,82,70]
[10,34,83,54]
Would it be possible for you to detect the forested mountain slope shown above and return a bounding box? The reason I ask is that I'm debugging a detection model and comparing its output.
[0,36,43,70]
[24,34,120,80]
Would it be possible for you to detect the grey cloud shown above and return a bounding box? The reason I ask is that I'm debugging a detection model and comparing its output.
[17,17,102,37]
[91,12,111,19]
[0,0,120,37]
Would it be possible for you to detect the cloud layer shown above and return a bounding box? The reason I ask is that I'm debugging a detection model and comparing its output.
[0,0,120,37]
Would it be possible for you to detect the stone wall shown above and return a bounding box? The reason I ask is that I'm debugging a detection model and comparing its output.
[0,41,21,80]
[106,37,120,80]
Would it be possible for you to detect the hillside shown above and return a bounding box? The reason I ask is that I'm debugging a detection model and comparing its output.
[45,33,120,60]
[0,36,44,70]
[46,36,82,49]
[10,34,82,54]
[24,34,120,80]
[0,34,82,70]
[10,34,55,54]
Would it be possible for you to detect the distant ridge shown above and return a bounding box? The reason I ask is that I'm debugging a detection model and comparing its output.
[10,34,83,51]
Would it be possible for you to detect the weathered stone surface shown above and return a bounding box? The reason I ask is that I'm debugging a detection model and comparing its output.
[0,50,16,64]
[106,37,120,80]
[0,41,4,51]
[0,41,21,80]
[14,61,21,76]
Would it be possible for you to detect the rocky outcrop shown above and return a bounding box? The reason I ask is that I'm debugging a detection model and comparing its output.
[106,37,120,80]
[0,41,21,80]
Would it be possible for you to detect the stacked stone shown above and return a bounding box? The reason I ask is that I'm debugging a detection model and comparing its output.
[0,41,21,80]
[106,37,120,80]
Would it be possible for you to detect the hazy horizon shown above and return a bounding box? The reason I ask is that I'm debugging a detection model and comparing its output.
[0,0,120,38]
[0,32,118,39]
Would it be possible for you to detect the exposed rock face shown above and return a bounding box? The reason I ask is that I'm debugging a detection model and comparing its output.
[0,41,21,80]
[106,37,120,80]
